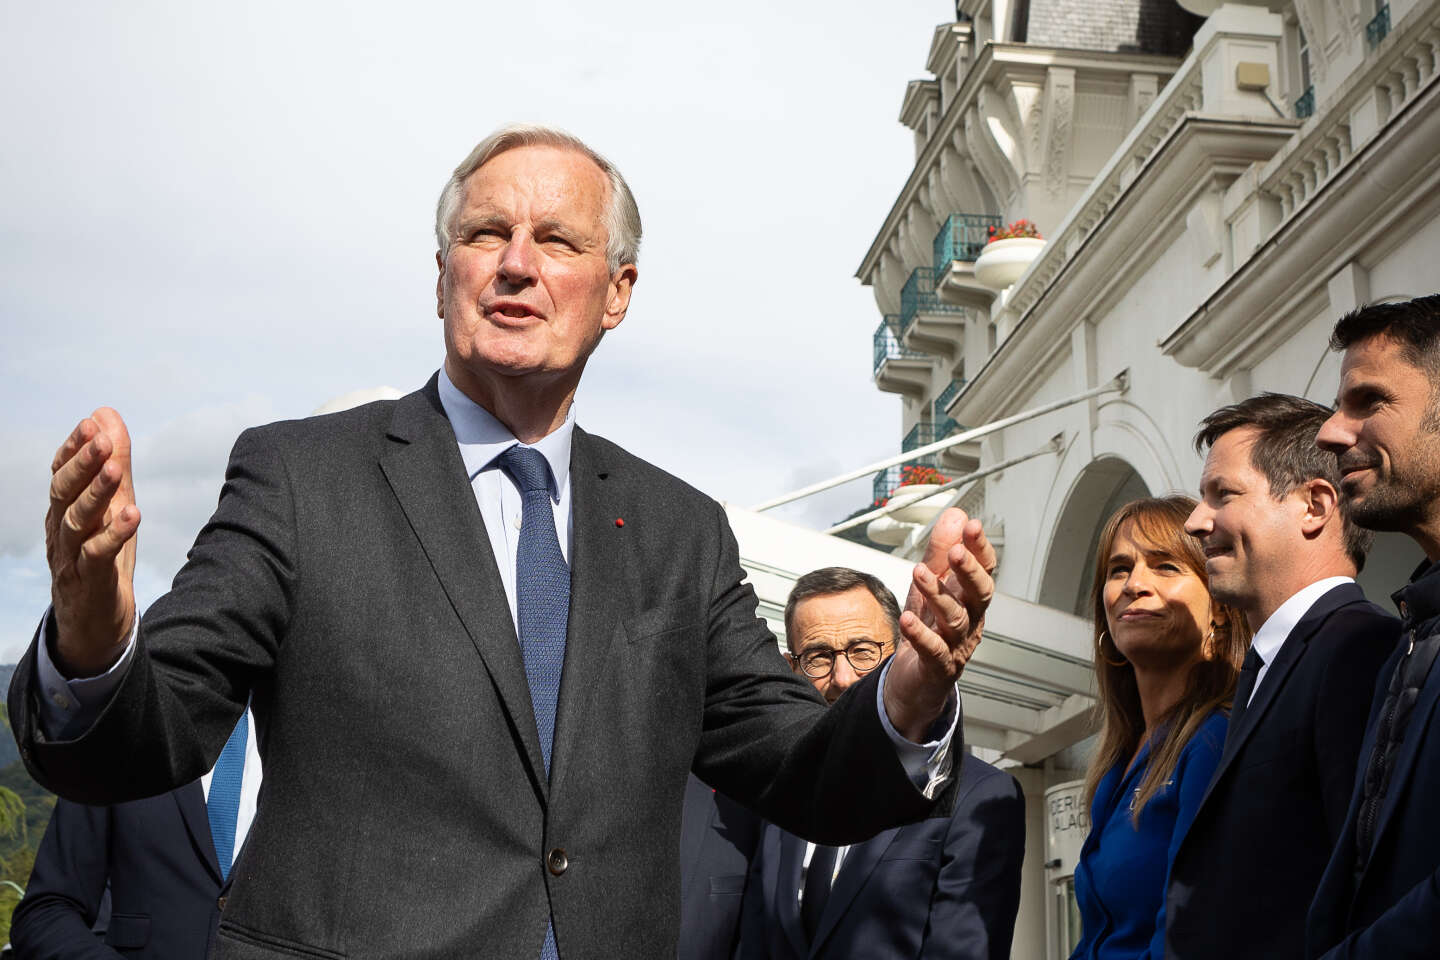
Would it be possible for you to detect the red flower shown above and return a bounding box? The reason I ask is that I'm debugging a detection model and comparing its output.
[987,218,1042,242]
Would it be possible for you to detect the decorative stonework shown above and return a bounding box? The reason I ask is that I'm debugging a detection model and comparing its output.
[1128,73,1159,127]
[1012,81,1045,172]
[1043,68,1077,198]
[1294,0,1329,82]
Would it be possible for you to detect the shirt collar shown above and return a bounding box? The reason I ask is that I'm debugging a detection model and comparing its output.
[436,366,574,503]
[1249,576,1355,666]
[1394,558,1440,625]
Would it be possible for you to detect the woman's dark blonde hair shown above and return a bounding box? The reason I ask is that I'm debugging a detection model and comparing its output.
[1083,495,1251,822]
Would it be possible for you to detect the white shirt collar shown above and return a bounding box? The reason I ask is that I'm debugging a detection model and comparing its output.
[435,366,575,503]
[1249,576,1355,666]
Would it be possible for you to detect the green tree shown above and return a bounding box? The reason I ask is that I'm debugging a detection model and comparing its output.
[0,785,27,945]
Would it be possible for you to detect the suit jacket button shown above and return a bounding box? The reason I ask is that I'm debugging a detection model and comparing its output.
[547,848,568,876]
[217,895,228,911]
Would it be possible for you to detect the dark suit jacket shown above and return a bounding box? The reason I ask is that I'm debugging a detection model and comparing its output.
[677,775,762,960]
[736,754,1024,960]
[1164,583,1400,960]
[1306,570,1440,958]
[9,378,948,960]
[10,784,227,959]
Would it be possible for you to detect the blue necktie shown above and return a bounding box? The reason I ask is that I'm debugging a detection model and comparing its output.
[499,444,570,776]
[498,445,570,960]
[207,713,248,881]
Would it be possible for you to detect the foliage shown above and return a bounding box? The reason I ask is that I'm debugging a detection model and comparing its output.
[986,218,1042,242]
[873,464,952,507]
[0,700,57,944]
[897,464,949,487]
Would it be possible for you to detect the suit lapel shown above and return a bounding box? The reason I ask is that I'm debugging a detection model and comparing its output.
[1198,585,1361,820]
[174,780,223,884]
[809,828,899,955]
[776,832,810,959]
[548,430,635,799]
[378,379,548,798]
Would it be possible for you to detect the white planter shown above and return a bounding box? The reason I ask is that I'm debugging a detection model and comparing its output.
[974,237,1045,291]
[886,484,948,524]
[866,515,917,546]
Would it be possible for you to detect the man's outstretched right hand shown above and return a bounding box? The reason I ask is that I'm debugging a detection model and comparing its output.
[45,408,140,677]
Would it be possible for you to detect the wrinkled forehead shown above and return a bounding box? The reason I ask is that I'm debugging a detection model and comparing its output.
[789,589,892,650]
[1339,333,1420,380]
[460,145,610,217]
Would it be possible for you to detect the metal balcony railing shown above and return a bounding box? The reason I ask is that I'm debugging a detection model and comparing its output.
[904,418,960,453]
[1366,4,1390,48]
[934,379,965,417]
[1295,86,1315,119]
[873,316,927,375]
[871,462,947,507]
[899,267,966,334]
[932,214,1004,272]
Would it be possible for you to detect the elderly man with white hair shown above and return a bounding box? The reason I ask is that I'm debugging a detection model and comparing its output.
[13,125,995,960]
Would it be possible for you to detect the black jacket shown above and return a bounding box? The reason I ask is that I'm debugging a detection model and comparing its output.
[1307,561,1440,958]
[10,785,228,959]
[9,378,951,960]
[1164,583,1399,960]
[677,775,761,960]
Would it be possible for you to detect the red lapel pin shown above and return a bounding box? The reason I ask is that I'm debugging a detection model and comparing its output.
[615,517,625,527]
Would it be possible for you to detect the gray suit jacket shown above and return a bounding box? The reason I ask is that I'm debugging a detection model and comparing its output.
[10,377,947,960]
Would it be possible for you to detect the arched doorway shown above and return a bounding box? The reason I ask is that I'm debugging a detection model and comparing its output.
[1038,457,1151,617]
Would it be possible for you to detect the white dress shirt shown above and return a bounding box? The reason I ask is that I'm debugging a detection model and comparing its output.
[1245,576,1355,706]
[36,367,954,794]
[800,841,849,905]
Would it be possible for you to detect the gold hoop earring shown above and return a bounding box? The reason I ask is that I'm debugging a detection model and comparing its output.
[1201,622,1218,660]
[1097,632,1128,667]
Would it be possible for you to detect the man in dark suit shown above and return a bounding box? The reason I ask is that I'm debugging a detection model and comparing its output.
[677,774,762,960]
[737,568,1025,960]
[10,711,259,959]
[11,126,995,960]
[1307,295,1440,958]
[1168,394,1401,959]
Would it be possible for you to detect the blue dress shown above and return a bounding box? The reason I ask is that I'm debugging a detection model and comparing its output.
[1069,710,1227,960]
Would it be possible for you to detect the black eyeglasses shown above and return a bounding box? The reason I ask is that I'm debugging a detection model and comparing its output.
[789,640,889,679]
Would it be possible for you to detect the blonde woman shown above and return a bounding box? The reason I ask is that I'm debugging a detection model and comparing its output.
[1069,496,1250,960]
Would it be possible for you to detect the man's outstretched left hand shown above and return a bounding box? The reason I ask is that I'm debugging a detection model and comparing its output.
[883,507,997,742]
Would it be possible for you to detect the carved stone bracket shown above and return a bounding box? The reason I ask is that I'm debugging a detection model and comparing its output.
[1042,67,1077,200]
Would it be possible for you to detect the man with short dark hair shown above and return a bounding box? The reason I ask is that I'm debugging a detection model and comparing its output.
[11,125,995,960]
[1165,394,1400,960]
[737,567,1025,960]
[1308,294,1440,959]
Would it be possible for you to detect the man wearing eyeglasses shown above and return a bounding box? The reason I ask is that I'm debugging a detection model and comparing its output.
[736,568,1025,960]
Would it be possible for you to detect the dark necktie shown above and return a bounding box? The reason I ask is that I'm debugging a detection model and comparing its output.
[801,844,840,943]
[1228,646,1264,738]
[207,714,248,882]
[498,445,570,960]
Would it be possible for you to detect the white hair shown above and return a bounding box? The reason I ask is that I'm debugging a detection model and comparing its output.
[434,123,642,271]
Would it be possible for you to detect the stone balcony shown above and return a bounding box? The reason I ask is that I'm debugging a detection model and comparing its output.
[872,316,932,396]
[858,39,1191,321]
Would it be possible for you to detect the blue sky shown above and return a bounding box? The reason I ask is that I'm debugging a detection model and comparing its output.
[0,1,954,661]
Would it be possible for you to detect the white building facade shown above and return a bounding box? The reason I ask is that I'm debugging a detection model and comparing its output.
[851,0,1440,954]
